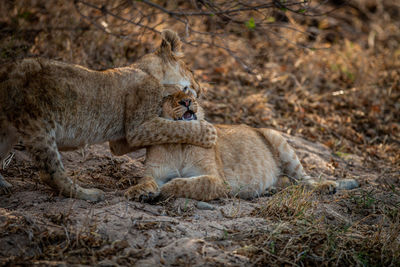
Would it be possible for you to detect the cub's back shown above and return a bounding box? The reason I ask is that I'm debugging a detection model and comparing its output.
[215,124,280,198]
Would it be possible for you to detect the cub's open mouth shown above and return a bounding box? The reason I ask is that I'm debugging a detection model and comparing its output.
[178,111,197,121]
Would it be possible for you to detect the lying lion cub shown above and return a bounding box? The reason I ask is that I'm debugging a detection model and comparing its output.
[123,91,359,201]
[0,30,216,201]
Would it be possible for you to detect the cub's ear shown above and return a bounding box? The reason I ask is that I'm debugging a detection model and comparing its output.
[158,29,183,59]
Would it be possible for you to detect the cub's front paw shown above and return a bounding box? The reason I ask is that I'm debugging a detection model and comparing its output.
[199,120,217,148]
[125,182,159,202]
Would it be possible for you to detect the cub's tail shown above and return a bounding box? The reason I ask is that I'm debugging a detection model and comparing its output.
[256,128,359,191]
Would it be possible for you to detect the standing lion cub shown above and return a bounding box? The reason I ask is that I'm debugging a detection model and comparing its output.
[0,30,217,201]
[122,91,359,201]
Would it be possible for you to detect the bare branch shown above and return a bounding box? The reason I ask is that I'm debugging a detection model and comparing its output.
[75,0,160,35]
[141,0,306,16]
[72,0,343,73]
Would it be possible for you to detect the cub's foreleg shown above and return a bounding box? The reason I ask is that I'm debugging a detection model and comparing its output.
[20,125,104,201]
[126,117,217,148]
[160,175,228,201]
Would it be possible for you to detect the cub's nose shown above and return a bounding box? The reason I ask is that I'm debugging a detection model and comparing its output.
[179,99,191,107]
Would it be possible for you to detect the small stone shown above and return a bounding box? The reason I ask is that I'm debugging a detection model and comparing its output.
[197,201,215,210]
[337,179,359,190]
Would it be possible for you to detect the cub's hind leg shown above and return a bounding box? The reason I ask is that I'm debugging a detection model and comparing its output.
[260,129,338,192]
[0,123,18,194]
[160,175,228,201]
[19,124,105,201]
[259,129,358,193]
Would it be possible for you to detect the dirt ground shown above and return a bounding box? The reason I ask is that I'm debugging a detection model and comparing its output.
[0,0,399,266]
[1,134,397,266]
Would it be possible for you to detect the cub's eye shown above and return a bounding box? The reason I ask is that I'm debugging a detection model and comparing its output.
[182,86,198,98]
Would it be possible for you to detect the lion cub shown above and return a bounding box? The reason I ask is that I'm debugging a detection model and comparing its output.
[0,30,216,201]
[124,91,359,201]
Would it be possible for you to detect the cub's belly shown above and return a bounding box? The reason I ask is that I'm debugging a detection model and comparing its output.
[55,120,123,148]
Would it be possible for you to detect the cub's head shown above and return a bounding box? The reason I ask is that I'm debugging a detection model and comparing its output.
[161,91,204,121]
[137,29,202,98]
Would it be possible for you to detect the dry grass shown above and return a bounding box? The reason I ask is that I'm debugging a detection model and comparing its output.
[246,186,400,266]
[254,185,314,221]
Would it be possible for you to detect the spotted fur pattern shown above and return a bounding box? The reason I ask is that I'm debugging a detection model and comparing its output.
[125,92,359,201]
[0,30,217,201]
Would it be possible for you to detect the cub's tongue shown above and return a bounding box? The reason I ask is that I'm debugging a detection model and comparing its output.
[183,111,194,120]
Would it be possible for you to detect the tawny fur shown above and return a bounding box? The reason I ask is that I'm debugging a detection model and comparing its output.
[0,30,217,201]
[124,92,359,201]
